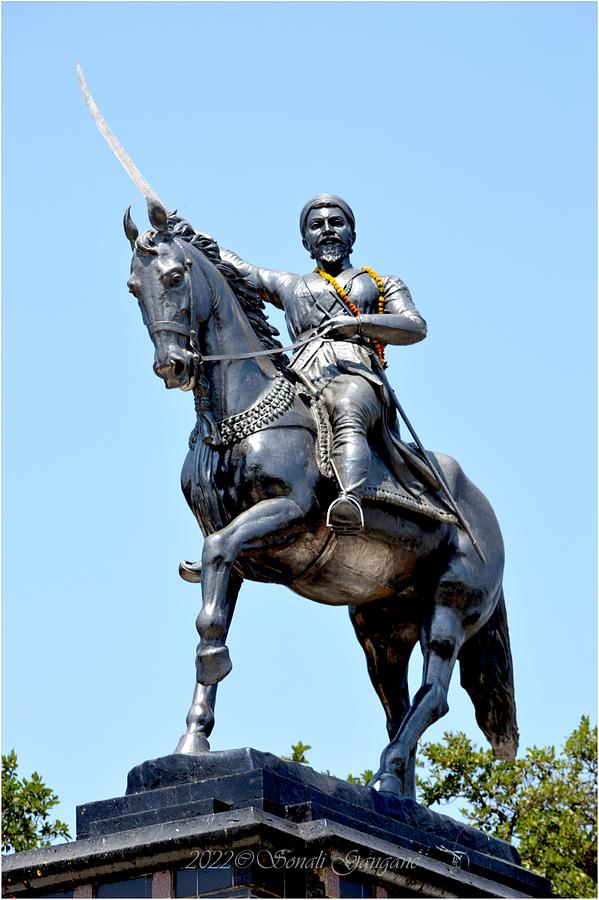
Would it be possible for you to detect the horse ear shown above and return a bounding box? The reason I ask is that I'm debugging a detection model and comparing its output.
[123,206,139,248]
[147,197,168,231]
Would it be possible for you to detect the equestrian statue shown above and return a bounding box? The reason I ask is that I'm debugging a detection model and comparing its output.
[79,67,518,799]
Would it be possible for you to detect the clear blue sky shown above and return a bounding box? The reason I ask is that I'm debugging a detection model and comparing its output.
[3,2,596,838]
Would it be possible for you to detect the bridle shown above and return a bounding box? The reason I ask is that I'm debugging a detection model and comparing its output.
[145,238,332,365]
[148,320,191,339]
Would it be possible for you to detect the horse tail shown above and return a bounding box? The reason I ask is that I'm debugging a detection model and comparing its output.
[458,588,519,759]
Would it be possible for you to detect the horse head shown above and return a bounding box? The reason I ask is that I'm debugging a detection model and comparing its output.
[125,199,214,391]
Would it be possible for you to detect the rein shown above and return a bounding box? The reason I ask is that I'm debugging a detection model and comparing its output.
[151,237,334,363]
[190,330,331,363]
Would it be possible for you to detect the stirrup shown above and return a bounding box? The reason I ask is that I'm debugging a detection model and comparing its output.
[326,493,364,535]
[179,560,202,583]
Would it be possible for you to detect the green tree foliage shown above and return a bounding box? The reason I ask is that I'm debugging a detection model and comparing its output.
[417,717,597,898]
[2,750,71,853]
[282,740,312,764]
[347,769,374,786]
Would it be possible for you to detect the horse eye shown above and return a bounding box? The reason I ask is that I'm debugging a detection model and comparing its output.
[163,271,183,287]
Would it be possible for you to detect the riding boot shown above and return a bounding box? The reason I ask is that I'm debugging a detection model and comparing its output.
[321,375,378,535]
[326,451,368,535]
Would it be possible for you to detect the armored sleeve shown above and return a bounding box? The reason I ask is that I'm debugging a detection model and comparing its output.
[218,247,297,310]
[383,276,427,334]
[346,274,427,346]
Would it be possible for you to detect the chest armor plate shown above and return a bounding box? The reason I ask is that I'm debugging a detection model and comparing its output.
[293,271,379,336]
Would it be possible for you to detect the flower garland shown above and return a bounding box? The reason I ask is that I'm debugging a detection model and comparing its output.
[315,265,387,366]
[360,266,386,366]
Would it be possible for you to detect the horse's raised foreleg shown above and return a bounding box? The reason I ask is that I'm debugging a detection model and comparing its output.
[195,495,310,686]
[174,573,242,755]
[373,603,465,796]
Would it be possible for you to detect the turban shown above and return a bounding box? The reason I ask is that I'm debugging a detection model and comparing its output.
[299,194,356,237]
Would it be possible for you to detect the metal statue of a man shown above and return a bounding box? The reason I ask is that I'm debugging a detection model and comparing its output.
[77,66,517,803]
[218,194,428,532]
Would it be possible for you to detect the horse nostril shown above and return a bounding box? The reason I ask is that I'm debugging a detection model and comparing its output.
[170,358,186,377]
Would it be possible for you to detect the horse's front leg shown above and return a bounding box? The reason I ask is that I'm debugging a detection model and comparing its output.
[196,496,308,686]
[174,573,242,755]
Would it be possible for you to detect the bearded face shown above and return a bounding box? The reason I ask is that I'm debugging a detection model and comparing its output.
[302,205,355,267]
[316,237,353,265]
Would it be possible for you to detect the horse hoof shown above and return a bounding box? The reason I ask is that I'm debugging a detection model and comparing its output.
[196,645,232,685]
[368,768,382,790]
[174,732,210,754]
[368,770,405,796]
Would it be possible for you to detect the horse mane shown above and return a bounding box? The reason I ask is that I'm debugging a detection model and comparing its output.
[135,217,290,374]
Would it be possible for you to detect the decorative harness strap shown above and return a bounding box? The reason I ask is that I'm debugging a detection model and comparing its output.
[218,376,296,445]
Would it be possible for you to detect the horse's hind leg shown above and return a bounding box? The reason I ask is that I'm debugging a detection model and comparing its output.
[174,573,242,755]
[349,601,419,798]
[374,602,465,796]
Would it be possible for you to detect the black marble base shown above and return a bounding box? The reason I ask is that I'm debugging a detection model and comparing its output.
[81,748,511,865]
[3,749,552,899]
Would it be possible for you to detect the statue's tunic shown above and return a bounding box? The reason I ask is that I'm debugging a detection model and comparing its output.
[218,255,423,399]
[286,271,420,398]
[217,249,427,496]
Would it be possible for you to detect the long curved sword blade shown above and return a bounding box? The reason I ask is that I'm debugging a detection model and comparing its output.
[76,62,164,206]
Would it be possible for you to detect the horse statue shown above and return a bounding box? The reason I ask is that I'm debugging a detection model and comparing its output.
[123,198,518,798]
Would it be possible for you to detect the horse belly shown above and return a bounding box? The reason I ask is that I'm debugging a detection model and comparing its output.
[290,533,415,605]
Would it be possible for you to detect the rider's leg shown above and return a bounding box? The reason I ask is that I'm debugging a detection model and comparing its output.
[321,375,379,531]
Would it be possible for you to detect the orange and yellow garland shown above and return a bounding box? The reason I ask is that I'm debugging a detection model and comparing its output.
[315,266,387,366]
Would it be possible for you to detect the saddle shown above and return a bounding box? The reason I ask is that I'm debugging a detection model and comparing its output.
[179,376,457,582]
[304,391,457,527]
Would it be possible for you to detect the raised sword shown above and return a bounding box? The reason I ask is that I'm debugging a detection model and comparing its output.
[76,63,165,206]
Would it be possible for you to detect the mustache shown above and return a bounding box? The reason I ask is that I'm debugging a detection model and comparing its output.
[317,236,345,247]
[310,234,353,262]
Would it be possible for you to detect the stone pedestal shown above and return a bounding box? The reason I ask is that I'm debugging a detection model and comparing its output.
[3,749,551,898]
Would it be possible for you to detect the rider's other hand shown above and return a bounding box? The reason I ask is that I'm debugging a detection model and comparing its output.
[319,316,358,340]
